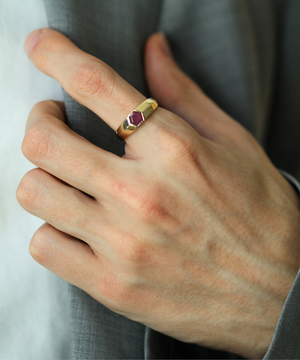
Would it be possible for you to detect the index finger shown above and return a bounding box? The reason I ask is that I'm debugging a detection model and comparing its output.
[25,28,148,134]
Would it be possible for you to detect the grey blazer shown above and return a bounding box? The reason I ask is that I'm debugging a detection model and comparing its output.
[44,0,300,358]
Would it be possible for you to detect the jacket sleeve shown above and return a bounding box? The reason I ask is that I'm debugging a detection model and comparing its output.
[264,170,300,359]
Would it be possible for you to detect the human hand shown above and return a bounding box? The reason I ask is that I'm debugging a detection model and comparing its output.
[17,29,300,358]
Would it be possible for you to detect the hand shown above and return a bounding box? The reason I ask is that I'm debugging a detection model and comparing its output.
[17,29,300,358]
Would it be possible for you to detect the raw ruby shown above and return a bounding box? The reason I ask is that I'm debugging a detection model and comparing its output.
[129,111,144,126]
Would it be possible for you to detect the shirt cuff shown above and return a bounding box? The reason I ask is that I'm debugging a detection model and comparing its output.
[279,169,300,196]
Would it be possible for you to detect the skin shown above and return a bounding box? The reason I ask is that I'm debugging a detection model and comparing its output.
[16,28,300,358]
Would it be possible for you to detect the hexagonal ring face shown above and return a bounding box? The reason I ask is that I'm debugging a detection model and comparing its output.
[128,110,145,127]
[116,98,158,140]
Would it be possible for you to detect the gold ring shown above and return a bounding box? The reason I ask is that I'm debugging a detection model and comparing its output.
[116,98,158,140]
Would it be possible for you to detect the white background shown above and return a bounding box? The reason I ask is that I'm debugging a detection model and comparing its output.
[0,0,71,358]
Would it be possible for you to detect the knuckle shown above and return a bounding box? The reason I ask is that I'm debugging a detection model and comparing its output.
[116,181,165,222]
[16,168,45,210]
[69,61,114,100]
[158,126,202,169]
[121,238,146,264]
[29,225,52,265]
[169,133,194,160]
[22,118,55,162]
[100,274,136,309]
[134,190,166,221]
[113,231,156,269]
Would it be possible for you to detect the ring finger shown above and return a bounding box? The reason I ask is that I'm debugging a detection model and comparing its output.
[23,100,135,200]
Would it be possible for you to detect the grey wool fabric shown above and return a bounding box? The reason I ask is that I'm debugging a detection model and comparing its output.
[44,0,300,358]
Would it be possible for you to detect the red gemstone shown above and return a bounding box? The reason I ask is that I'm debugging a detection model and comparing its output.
[128,111,144,126]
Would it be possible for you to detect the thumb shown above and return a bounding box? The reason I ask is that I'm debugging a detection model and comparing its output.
[144,33,238,144]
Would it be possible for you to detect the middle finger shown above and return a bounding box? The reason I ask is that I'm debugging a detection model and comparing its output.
[23,100,131,200]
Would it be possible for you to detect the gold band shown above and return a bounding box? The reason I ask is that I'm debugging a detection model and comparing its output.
[116,98,158,140]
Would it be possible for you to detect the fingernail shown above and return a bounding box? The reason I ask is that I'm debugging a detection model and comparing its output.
[158,33,173,58]
[25,30,42,56]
